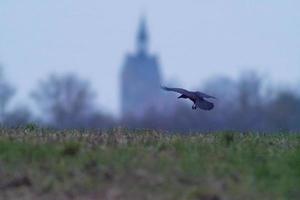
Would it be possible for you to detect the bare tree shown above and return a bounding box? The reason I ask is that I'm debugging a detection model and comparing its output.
[0,67,15,123]
[32,74,97,128]
[266,90,300,131]
[3,106,32,127]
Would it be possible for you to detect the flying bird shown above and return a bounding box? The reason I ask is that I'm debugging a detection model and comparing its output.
[161,86,216,110]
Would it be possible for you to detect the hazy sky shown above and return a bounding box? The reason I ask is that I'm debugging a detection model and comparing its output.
[1,0,299,116]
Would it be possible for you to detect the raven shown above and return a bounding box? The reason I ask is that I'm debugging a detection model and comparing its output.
[161,86,216,110]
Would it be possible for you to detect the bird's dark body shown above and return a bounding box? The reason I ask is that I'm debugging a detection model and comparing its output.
[161,86,216,110]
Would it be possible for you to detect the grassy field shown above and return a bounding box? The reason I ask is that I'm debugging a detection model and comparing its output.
[0,128,299,200]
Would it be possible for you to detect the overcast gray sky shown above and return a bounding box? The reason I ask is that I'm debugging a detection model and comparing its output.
[0,0,299,115]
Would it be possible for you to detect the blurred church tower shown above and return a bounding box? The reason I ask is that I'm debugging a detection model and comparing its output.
[121,17,163,118]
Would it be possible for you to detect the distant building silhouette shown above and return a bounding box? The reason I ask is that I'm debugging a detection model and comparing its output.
[121,18,163,117]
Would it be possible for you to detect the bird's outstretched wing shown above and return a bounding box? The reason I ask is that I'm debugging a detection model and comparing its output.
[195,99,214,110]
[161,86,192,97]
[195,91,216,99]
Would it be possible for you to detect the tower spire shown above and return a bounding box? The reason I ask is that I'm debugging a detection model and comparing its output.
[137,16,149,55]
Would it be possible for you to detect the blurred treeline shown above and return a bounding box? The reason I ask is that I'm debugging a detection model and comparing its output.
[1,68,299,132]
